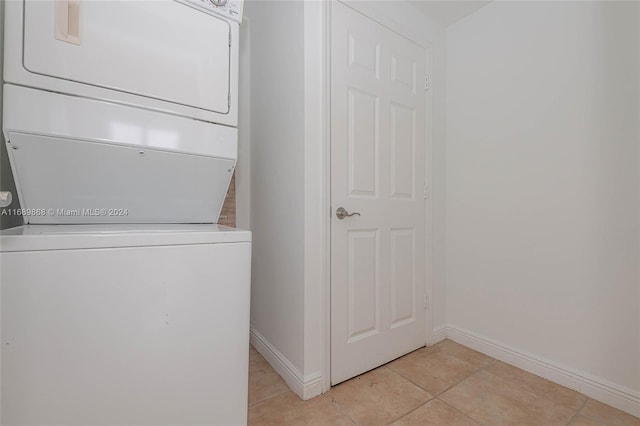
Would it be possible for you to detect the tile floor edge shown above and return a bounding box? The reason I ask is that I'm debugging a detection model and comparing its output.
[249,327,323,401]
[442,324,640,418]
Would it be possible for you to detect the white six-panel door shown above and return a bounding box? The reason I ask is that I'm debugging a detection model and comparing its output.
[331,2,428,384]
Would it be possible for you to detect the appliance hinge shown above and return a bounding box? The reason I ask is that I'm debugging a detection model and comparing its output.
[424,75,430,92]
[229,32,232,46]
[424,185,430,200]
[228,93,231,108]
[424,293,429,310]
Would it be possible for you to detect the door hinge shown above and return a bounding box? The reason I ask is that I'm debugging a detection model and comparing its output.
[423,294,429,310]
[423,185,430,200]
[229,32,232,46]
[424,75,430,92]
[228,93,231,108]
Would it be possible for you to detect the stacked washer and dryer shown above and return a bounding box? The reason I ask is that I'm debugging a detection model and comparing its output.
[1,1,250,424]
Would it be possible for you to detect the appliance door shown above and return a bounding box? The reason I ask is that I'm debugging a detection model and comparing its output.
[7,132,236,224]
[3,84,237,225]
[22,0,231,115]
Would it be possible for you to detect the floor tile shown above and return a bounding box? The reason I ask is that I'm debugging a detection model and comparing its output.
[248,351,289,405]
[249,344,260,358]
[326,367,432,426]
[440,369,577,426]
[436,340,495,369]
[578,399,640,426]
[390,398,479,426]
[387,341,487,395]
[486,361,586,411]
[248,391,355,426]
[246,342,640,426]
[568,414,602,426]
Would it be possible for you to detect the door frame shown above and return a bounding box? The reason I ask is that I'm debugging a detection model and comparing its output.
[319,0,435,392]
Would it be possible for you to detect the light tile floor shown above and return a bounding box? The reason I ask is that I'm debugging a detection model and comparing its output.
[247,340,640,426]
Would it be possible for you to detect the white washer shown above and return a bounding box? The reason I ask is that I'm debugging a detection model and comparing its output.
[0,224,251,426]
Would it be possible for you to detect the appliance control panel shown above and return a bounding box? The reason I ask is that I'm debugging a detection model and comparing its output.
[179,0,243,23]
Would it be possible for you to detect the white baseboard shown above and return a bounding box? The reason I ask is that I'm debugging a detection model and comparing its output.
[431,324,448,345]
[439,324,640,418]
[249,326,323,401]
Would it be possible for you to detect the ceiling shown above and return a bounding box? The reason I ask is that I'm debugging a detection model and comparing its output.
[409,1,492,26]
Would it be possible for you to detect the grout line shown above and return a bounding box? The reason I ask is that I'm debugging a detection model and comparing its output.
[322,391,361,425]
[310,344,502,426]
[384,358,439,396]
[384,342,499,400]
[382,363,435,394]
[436,358,498,398]
[380,346,498,424]
[373,366,437,425]
[383,363,438,424]
[565,397,590,425]
[247,388,291,408]
[384,399,433,425]
[323,365,437,426]
[436,397,484,425]
[428,359,497,425]
[247,349,292,408]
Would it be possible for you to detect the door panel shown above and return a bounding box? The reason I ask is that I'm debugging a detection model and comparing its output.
[390,228,415,326]
[331,2,427,385]
[348,88,379,197]
[347,229,380,341]
[390,103,416,199]
[348,32,380,78]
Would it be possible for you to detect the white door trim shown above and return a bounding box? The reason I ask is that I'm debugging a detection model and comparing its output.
[301,0,333,396]
[423,40,435,347]
[321,0,435,391]
[322,0,333,394]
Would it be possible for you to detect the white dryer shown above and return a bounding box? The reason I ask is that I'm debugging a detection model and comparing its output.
[1,1,251,425]
[4,0,240,125]
[3,0,243,224]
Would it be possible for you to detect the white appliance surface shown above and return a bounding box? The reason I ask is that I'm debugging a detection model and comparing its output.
[4,0,239,126]
[0,223,251,250]
[3,85,237,224]
[3,85,238,159]
[0,225,252,426]
[181,0,245,23]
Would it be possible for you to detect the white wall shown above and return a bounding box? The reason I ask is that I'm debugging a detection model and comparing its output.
[446,0,639,403]
[245,0,306,373]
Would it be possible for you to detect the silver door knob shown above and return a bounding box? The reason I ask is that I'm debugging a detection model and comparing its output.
[336,207,361,220]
